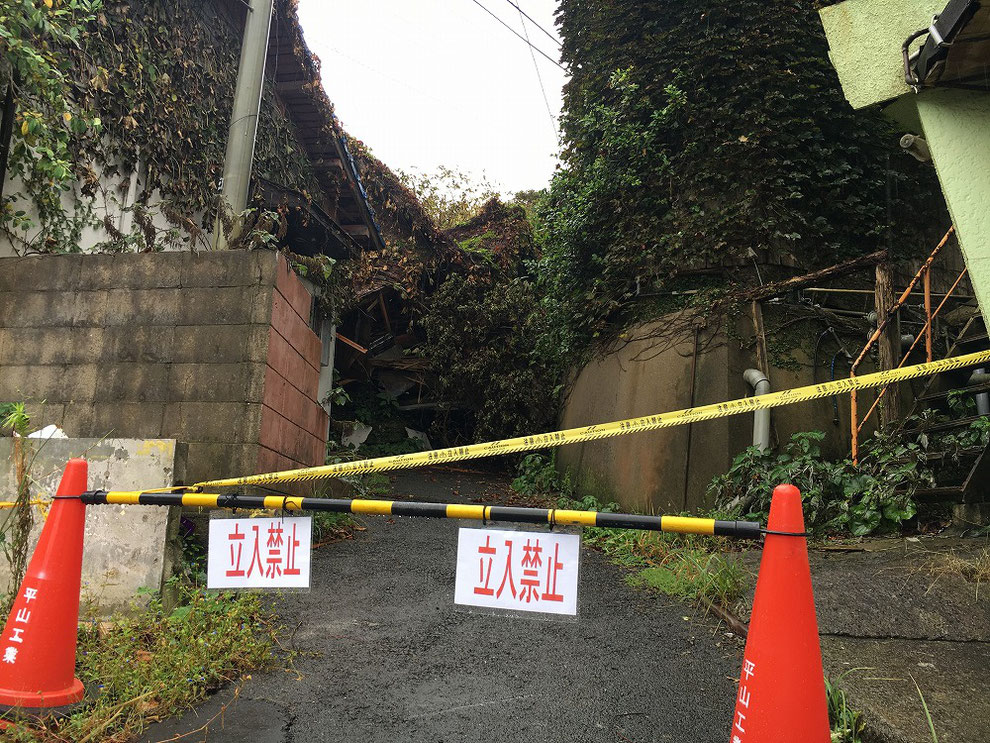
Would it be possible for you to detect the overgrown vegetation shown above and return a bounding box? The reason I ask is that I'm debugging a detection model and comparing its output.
[397,166,498,231]
[0,402,34,616]
[540,0,947,361]
[710,431,929,536]
[710,415,990,536]
[421,273,559,442]
[1,0,330,255]
[512,454,748,610]
[5,583,279,742]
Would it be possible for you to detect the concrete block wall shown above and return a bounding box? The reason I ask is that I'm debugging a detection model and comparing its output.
[0,250,328,484]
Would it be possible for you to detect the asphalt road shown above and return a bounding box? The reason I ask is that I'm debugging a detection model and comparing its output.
[141,470,740,743]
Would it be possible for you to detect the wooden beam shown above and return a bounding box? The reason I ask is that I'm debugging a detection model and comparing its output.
[336,333,368,354]
[313,158,344,172]
[276,79,310,94]
[741,250,886,302]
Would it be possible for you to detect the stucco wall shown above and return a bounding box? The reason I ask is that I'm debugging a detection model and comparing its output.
[557,318,862,514]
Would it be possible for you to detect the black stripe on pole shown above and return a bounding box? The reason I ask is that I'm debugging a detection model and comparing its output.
[714,520,763,539]
[391,502,448,518]
[595,513,663,530]
[486,506,555,525]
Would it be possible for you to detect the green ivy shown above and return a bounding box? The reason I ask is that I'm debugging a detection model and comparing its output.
[540,0,948,362]
[420,273,560,442]
[2,0,329,254]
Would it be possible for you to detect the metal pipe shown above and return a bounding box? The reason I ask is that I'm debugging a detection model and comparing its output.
[743,369,771,451]
[80,491,765,539]
[970,369,990,416]
[214,0,275,249]
[851,226,955,462]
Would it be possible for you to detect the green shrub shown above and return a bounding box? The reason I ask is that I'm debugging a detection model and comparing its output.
[708,430,933,536]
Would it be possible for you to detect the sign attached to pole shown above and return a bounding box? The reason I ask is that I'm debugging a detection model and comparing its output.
[207,517,312,589]
[454,528,581,616]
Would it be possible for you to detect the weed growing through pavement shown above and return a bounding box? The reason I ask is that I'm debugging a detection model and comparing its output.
[4,580,281,742]
[826,670,867,742]
[915,547,990,599]
[826,670,942,743]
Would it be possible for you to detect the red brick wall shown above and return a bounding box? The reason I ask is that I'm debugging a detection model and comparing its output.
[258,256,328,473]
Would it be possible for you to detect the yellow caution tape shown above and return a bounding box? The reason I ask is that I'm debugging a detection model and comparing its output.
[194,349,990,488]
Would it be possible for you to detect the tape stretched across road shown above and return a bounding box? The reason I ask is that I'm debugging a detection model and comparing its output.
[195,349,990,489]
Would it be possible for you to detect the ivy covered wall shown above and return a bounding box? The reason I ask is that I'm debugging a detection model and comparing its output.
[539,0,948,355]
[1,0,330,256]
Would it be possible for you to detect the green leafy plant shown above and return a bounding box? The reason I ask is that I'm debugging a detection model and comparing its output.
[709,430,934,536]
[511,453,574,499]
[0,401,31,435]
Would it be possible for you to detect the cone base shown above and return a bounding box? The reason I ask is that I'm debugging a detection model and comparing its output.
[0,677,85,709]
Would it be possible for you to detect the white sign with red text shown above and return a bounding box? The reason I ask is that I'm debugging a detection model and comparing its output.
[454,528,581,616]
[207,517,312,589]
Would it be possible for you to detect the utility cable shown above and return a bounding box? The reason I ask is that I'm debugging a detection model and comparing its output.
[502,0,561,48]
[466,0,565,71]
[516,8,558,138]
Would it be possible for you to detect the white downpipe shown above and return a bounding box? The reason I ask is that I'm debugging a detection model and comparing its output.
[743,369,771,451]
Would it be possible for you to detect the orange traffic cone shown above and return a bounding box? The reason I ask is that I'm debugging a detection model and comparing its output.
[729,484,830,742]
[0,458,87,712]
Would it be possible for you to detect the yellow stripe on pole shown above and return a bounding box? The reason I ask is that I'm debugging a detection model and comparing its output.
[446,504,486,520]
[661,516,716,535]
[105,492,143,505]
[351,499,394,516]
[192,349,990,489]
[262,496,304,511]
[182,493,221,508]
[553,509,599,526]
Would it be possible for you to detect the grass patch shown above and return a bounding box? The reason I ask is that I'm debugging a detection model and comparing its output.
[584,526,748,610]
[312,510,361,544]
[915,547,990,599]
[510,453,749,611]
[5,583,280,742]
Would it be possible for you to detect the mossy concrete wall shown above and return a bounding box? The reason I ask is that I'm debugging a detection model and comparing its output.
[0,438,184,616]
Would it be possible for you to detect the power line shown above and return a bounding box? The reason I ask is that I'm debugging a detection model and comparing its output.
[516,9,558,138]
[502,0,561,48]
[466,0,565,71]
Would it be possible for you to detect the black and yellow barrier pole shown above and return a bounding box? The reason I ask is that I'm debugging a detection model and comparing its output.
[79,490,763,539]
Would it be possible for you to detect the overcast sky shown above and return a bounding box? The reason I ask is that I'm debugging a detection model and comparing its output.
[296,0,567,195]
